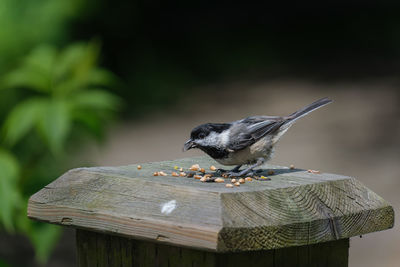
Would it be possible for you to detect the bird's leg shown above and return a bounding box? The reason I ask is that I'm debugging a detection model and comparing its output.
[230,165,242,172]
[227,158,265,177]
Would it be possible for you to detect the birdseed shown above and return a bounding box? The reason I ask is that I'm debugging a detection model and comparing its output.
[186,171,196,177]
[190,164,200,171]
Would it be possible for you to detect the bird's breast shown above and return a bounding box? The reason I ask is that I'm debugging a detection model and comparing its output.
[215,137,275,166]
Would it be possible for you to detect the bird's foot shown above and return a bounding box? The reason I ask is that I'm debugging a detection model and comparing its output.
[217,165,242,177]
[215,168,228,177]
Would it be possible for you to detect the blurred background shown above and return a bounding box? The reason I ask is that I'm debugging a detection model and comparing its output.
[0,1,399,266]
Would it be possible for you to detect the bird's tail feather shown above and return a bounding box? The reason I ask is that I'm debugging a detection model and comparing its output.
[285,97,332,125]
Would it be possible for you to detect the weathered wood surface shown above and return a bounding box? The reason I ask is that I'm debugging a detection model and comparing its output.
[28,156,394,252]
[76,229,349,267]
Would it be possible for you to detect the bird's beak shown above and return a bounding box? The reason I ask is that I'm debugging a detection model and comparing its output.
[183,139,196,152]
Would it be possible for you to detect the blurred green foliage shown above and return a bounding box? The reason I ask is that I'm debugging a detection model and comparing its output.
[2,43,119,153]
[0,42,120,263]
[0,1,120,264]
[0,0,85,72]
[0,41,120,263]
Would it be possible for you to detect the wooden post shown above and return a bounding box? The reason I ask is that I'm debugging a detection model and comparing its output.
[76,229,349,267]
[28,157,394,267]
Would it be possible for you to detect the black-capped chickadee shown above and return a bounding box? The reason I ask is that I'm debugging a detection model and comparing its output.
[183,97,332,177]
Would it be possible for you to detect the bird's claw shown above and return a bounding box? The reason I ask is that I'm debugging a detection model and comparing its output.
[214,169,227,176]
[225,171,241,178]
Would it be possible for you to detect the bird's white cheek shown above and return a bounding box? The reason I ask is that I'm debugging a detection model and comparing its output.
[219,130,230,146]
[197,132,218,146]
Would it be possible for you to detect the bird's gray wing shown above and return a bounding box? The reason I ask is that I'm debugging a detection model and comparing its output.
[238,116,281,124]
[227,116,286,151]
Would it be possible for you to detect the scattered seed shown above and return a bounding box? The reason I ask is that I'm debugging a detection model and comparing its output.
[234,182,240,186]
[215,178,225,183]
[137,165,142,170]
[238,178,245,184]
[290,164,295,169]
[186,171,196,177]
[245,177,253,181]
[171,172,179,177]
[200,177,215,182]
[194,175,202,179]
[257,176,271,181]
[210,165,217,171]
[308,169,321,174]
[190,164,200,171]
[179,167,183,172]
[225,183,234,188]
[267,170,274,175]
[231,179,237,183]
[200,168,206,173]
[159,171,167,176]
[179,172,186,177]
[203,174,213,178]
[153,172,159,176]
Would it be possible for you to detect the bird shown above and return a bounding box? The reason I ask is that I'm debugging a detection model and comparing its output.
[183,97,332,177]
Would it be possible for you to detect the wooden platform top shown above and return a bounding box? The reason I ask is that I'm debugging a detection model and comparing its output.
[28,157,394,252]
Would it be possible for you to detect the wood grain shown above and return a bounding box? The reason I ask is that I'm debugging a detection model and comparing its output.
[28,156,394,252]
[76,229,349,267]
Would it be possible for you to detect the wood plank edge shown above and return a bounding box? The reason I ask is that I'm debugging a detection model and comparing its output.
[216,204,394,252]
[27,199,221,252]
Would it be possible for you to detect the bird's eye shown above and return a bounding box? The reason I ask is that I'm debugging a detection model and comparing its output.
[198,133,206,139]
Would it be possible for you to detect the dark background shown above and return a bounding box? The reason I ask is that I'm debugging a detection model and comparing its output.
[73,2,400,115]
